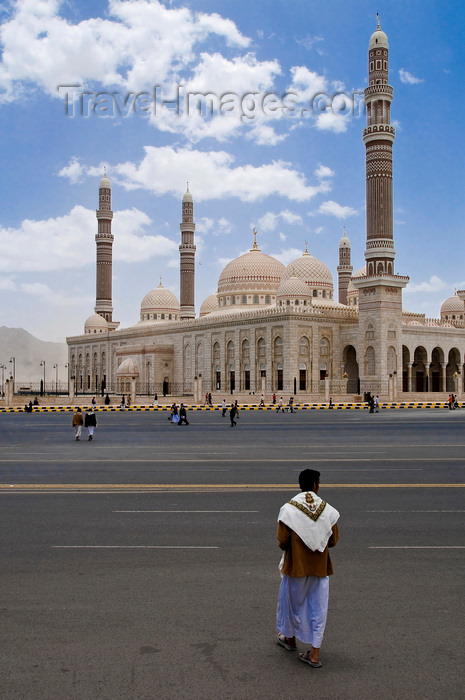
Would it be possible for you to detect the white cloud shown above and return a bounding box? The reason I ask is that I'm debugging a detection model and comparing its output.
[58,157,85,184]
[0,0,251,102]
[258,209,303,232]
[315,111,348,133]
[404,275,449,293]
[0,274,17,291]
[0,204,177,272]
[314,164,334,179]
[272,247,303,266]
[107,145,332,202]
[399,68,424,85]
[279,232,286,241]
[318,200,357,219]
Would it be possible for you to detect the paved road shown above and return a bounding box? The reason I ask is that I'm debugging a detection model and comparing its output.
[1,409,464,699]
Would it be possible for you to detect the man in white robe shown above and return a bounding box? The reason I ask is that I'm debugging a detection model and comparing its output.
[276,469,339,668]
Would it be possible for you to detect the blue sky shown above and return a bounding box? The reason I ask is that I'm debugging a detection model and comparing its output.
[0,0,464,344]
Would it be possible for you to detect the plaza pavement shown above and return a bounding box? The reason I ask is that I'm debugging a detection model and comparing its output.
[0,409,463,699]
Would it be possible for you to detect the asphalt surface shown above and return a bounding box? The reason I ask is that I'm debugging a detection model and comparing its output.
[1,408,464,699]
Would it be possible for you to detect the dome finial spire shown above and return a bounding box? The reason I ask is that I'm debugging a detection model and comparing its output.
[376,12,381,29]
[304,240,310,255]
[251,227,260,251]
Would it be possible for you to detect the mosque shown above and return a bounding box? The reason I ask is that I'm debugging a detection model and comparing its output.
[67,20,465,401]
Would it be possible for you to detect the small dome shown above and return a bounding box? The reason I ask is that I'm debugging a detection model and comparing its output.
[369,26,388,50]
[440,293,464,315]
[281,250,333,300]
[183,185,193,203]
[84,313,108,334]
[277,275,312,300]
[116,358,139,376]
[339,231,351,248]
[99,169,111,189]
[200,293,218,317]
[140,281,180,322]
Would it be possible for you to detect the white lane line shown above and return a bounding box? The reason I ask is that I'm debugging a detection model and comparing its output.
[113,510,259,513]
[52,545,219,549]
[369,546,465,549]
[366,510,465,513]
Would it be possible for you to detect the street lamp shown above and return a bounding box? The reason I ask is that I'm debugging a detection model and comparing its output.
[0,364,6,397]
[40,361,46,396]
[65,363,69,396]
[53,363,58,395]
[9,356,15,381]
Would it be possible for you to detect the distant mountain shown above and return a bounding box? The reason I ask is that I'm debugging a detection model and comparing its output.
[0,326,68,387]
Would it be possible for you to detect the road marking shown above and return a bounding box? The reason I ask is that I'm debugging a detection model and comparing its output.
[1,483,464,493]
[52,545,219,549]
[369,546,465,549]
[113,510,259,513]
[366,510,465,513]
[0,457,463,463]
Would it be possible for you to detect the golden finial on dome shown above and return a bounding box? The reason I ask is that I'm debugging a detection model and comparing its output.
[251,227,260,251]
[303,240,310,255]
[158,276,163,288]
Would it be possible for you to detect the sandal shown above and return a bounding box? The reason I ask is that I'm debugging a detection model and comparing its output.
[298,651,322,668]
[277,634,296,651]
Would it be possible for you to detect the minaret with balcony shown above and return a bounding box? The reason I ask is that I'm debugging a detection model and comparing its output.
[179,185,196,320]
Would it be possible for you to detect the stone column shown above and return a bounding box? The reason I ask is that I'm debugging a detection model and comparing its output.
[130,377,136,405]
[69,377,75,403]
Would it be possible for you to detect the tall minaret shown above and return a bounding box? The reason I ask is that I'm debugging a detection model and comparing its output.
[362,15,396,275]
[352,18,408,397]
[179,184,196,320]
[95,169,114,323]
[337,228,352,305]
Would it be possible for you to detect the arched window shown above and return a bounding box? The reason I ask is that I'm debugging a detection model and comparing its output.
[299,336,309,355]
[387,346,396,375]
[320,338,330,357]
[366,346,375,375]
[274,336,283,358]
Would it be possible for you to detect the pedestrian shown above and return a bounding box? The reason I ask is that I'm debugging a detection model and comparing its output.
[234,399,240,419]
[91,396,96,409]
[222,399,227,417]
[84,407,97,441]
[229,403,237,427]
[288,396,295,413]
[104,393,110,406]
[179,403,189,425]
[374,395,379,412]
[72,407,83,440]
[369,395,375,413]
[33,396,39,406]
[171,403,179,424]
[121,394,126,410]
[154,393,158,407]
[205,392,209,405]
[272,393,276,405]
[260,394,265,407]
[276,397,284,413]
[28,400,33,413]
[208,392,213,407]
[276,469,340,668]
[126,395,131,409]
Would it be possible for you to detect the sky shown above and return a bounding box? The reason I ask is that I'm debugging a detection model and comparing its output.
[0,0,464,348]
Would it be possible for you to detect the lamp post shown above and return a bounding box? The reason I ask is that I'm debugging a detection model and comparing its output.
[40,361,46,396]
[0,364,6,397]
[9,356,15,381]
[65,363,69,396]
[53,363,58,395]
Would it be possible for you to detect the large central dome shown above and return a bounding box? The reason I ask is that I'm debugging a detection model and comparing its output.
[217,235,285,311]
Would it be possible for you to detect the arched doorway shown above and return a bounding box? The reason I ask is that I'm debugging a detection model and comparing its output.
[343,345,359,394]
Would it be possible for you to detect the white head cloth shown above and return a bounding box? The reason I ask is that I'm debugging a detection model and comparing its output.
[278,491,340,553]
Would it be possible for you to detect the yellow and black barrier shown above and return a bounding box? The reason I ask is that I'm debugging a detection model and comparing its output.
[0,401,460,413]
